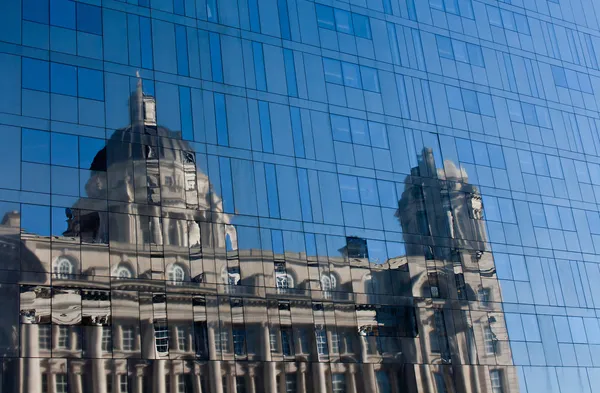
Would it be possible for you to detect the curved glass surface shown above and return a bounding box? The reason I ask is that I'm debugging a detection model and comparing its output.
[0,0,599,392]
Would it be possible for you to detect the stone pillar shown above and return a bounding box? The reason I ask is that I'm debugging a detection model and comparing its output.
[90,325,107,393]
[262,324,277,393]
[297,363,307,393]
[313,362,327,393]
[72,372,83,393]
[346,366,357,393]
[193,372,203,393]
[21,321,42,393]
[207,326,223,393]
[134,364,145,393]
[49,372,58,393]
[360,338,377,393]
[153,359,166,393]
[247,369,257,393]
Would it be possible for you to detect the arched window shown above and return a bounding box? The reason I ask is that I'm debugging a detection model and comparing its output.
[321,275,336,291]
[168,264,186,284]
[321,274,336,299]
[53,257,74,279]
[224,267,240,286]
[113,264,132,279]
[276,273,294,290]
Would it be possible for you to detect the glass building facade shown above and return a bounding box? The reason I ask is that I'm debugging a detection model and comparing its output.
[1,0,600,392]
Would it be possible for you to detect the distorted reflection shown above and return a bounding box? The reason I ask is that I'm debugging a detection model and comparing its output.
[0,80,518,393]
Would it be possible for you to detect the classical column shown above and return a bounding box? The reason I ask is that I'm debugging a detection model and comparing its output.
[134,364,145,393]
[346,366,357,393]
[49,373,56,393]
[262,324,277,393]
[229,371,237,393]
[153,359,166,393]
[90,325,107,393]
[193,372,203,393]
[72,371,83,393]
[246,368,257,393]
[313,362,327,393]
[296,363,307,393]
[360,338,377,393]
[21,320,42,393]
[207,326,223,393]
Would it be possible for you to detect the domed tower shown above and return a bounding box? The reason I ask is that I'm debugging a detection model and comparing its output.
[63,75,237,279]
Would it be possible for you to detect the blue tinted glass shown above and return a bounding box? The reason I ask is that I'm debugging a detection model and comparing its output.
[22,204,50,236]
[179,87,193,141]
[259,101,273,153]
[487,5,502,27]
[248,0,260,32]
[290,107,305,158]
[315,4,335,30]
[514,13,530,34]
[501,9,515,30]
[455,138,474,164]
[252,42,267,90]
[458,0,474,18]
[339,175,359,203]
[382,0,392,14]
[324,58,343,84]
[406,0,417,20]
[334,9,353,34]
[387,23,401,64]
[140,17,154,69]
[77,68,104,100]
[50,63,77,96]
[467,44,484,67]
[50,0,76,29]
[430,0,444,10]
[452,40,468,63]
[79,137,104,169]
[488,144,505,168]
[436,35,454,59]
[552,66,568,87]
[215,93,228,146]
[446,86,464,110]
[278,0,291,40]
[331,115,351,142]
[207,0,218,22]
[360,66,379,92]
[23,0,49,24]
[358,177,379,205]
[350,118,370,145]
[209,33,223,83]
[174,0,185,14]
[175,25,189,76]
[265,164,280,218]
[368,122,388,149]
[471,141,489,166]
[51,133,78,167]
[283,49,298,97]
[219,158,234,213]
[22,58,49,92]
[76,3,102,35]
[477,93,495,116]
[444,0,459,14]
[22,129,50,164]
[342,62,361,88]
[521,103,538,125]
[462,90,479,113]
[377,180,397,208]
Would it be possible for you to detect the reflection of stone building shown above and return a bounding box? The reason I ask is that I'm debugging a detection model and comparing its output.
[4,82,518,393]
[395,148,519,393]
